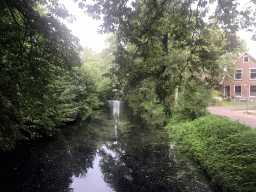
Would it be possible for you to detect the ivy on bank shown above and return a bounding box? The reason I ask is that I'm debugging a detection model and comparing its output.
[166,114,256,192]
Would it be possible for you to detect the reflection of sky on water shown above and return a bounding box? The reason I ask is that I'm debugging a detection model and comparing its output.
[70,101,120,192]
[70,150,114,192]
[69,100,214,192]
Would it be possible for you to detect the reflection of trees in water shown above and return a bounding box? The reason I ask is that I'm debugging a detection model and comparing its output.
[0,104,214,192]
[1,131,97,192]
[0,109,115,192]
[70,145,96,178]
[14,149,74,192]
[99,101,215,192]
[99,122,181,192]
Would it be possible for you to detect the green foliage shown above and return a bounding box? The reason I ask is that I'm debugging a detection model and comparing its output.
[79,0,252,125]
[175,80,212,120]
[166,114,256,191]
[0,1,107,151]
[53,67,103,123]
[96,0,244,124]
[81,47,114,100]
[124,77,167,126]
[210,89,224,106]
[0,0,82,150]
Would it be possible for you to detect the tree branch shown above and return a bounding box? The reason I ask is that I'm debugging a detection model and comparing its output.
[5,1,23,28]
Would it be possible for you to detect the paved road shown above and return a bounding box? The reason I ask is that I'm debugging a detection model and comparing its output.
[207,106,256,128]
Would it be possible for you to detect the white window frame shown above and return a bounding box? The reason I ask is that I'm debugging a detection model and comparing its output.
[243,55,249,63]
[250,85,256,97]
[234,69,242,80]
[234,85,242,97]
[249,68,256,80]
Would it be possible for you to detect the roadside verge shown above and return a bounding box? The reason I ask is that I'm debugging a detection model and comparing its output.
[166,114,256,192]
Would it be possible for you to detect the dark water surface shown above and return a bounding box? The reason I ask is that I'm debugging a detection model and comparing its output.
[1,101,215,192]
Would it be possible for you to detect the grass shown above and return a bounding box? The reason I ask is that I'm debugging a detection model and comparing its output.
[208,101,234,107]
[213,101,256,107]
[221,101,234,106]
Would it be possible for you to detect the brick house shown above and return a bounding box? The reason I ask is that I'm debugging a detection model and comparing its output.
[221,51,256,100]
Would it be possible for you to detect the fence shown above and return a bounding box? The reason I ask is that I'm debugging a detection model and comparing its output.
[234,92,256,111]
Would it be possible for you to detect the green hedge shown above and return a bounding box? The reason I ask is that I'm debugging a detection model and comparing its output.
[166,114,256,192]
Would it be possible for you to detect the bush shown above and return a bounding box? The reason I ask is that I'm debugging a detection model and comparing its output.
[176,80,212,120]
[166,114,256,192]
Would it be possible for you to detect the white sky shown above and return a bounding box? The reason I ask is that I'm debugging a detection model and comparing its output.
[61,0,256,55]
[237,1,256,54]
[61,0,108,52]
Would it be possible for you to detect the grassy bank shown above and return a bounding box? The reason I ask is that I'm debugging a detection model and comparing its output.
[166,114,256,192]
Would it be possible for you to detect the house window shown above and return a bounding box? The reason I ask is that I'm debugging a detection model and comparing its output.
[235,85,241,97]
[250,69,256,80]
[244,55,249,63]
[234,69,242,80]
[250,85,256,96]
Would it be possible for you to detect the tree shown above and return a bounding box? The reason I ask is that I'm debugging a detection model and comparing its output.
[0,0,82,150]
[52,66,102,123]
[82,0,250,122]
[81,47,114,100]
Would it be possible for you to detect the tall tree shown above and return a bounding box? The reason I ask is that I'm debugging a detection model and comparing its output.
[0,0,82,150]
[82,0,250,121]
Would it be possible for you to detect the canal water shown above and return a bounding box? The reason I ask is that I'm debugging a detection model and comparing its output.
[1,100,215,192]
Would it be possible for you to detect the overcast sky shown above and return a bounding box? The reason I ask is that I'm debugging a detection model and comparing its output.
[61,0,256,55]
[237,1,256,54]
[62,0,108,52]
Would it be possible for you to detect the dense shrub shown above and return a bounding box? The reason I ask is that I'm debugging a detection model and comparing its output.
[166,114,256,192]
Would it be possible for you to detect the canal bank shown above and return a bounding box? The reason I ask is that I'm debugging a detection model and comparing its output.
[1,101,215,192]
[166,113,256,192]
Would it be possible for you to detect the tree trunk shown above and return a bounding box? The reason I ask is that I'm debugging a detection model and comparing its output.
[174,85,178,106]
